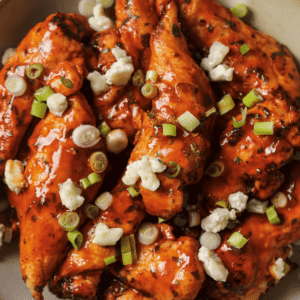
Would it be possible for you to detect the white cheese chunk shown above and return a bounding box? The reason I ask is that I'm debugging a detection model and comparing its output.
[112,46,127,61]
[198,246,229,282]
[122,156,167,192]
[271,258,286,280]
[201,208,236,233]
[105,57,134,86]
[59,179,85,211]
[87,71,109,94]
[4,159,27,193]
[93,222,123,246]
[200,41,230,71]
[228,191,248,212]
[209,64,234,81]
[2,48,16,65]
[47,93,68,117]
[78,0,96,17]
[88,4,114,32]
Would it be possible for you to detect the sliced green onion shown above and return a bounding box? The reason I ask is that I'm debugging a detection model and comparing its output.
[266,205,280,224]
[132,69,145,87]
[85,204,100,219]
[5,74,27,96]
[146,70,158,83]
[61,77,73,89]
[283,262,290,275]
[34,86,54,102]
[271,192,287,208]
[141,83,158,99]
[166,162,180,178]
[239,43,250,55]
[232,107,247,128]
[227,232,248,249]
[205,107,217,117]
[128,234,137,262]
[67,229,83,250]
[26,63,43,79]
[58,212,80,231]
[95,192,113,210]
[217,94,235,115]
[98,121,111,137]
[162,124,177,137]
[199,232,221,250]
[231,3,248,18]
[104,255,117,265]
[215,201,228,208]
[90,151,108,173]
[80,178,91,189]
[206,160,224,177]
[31,99,47,118]
[177,111,200,132]
[128,186,140,197]
[242,89,263,107]
[138,222,159,245]
[121,235,137,265]
[106,129,128,155]
[88,173,101,185]
[158,217,166,223]
[254,121,274,135]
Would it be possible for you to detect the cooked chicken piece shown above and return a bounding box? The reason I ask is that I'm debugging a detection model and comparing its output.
[89,0,159,140]
[0,12,93,176]
[6,92,104,300]
[173,0,300,207]
[202,163,300,300]
[103,280,155,300]
[111,223,205,300]
[125,0,216,218]
[89,29,151,140]
[115,0,159,69]
[49,180,145,299]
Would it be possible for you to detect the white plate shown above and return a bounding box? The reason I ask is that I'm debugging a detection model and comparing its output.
[0,0,300,299]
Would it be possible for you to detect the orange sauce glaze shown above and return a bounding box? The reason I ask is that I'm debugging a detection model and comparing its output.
[6,92,104,300]
[0,12,94,176]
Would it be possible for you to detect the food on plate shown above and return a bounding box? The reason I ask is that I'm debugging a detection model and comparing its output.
[1,0,300,299]
[176,0,300,208]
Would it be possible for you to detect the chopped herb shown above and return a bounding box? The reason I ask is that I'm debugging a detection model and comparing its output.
[225,20,236,29]
[234,157,242,164]
[256,68,268,85]
[148,112,154,118]
[172,24,182,38]
[257,148,263,153]
[271,44,287,60]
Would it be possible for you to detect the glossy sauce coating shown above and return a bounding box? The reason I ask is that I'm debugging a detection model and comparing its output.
[49,180,145,299]
[127,0,216,218]
[6,92,104,300]
[111,223,205,300]
[0,12,93,175]
[175,0,300,206]
[203,163,300,299]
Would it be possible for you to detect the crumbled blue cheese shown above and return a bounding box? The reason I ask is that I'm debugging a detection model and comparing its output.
[200,41,230,71]
[270,258,286,280]
[93,222,123,246]
[201,208,236,233]
[87,71,109,95]
[4,159,27,193]
[105,57,134,86]
[228,191,248,212]
[122,156,167,191]
[112,46,127,60]
[1,48,16,65]
[88,4,114,32]
[209,64,234,81]
[59,179,85,211]
[47,93,68,117]
[198,246,229,282]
